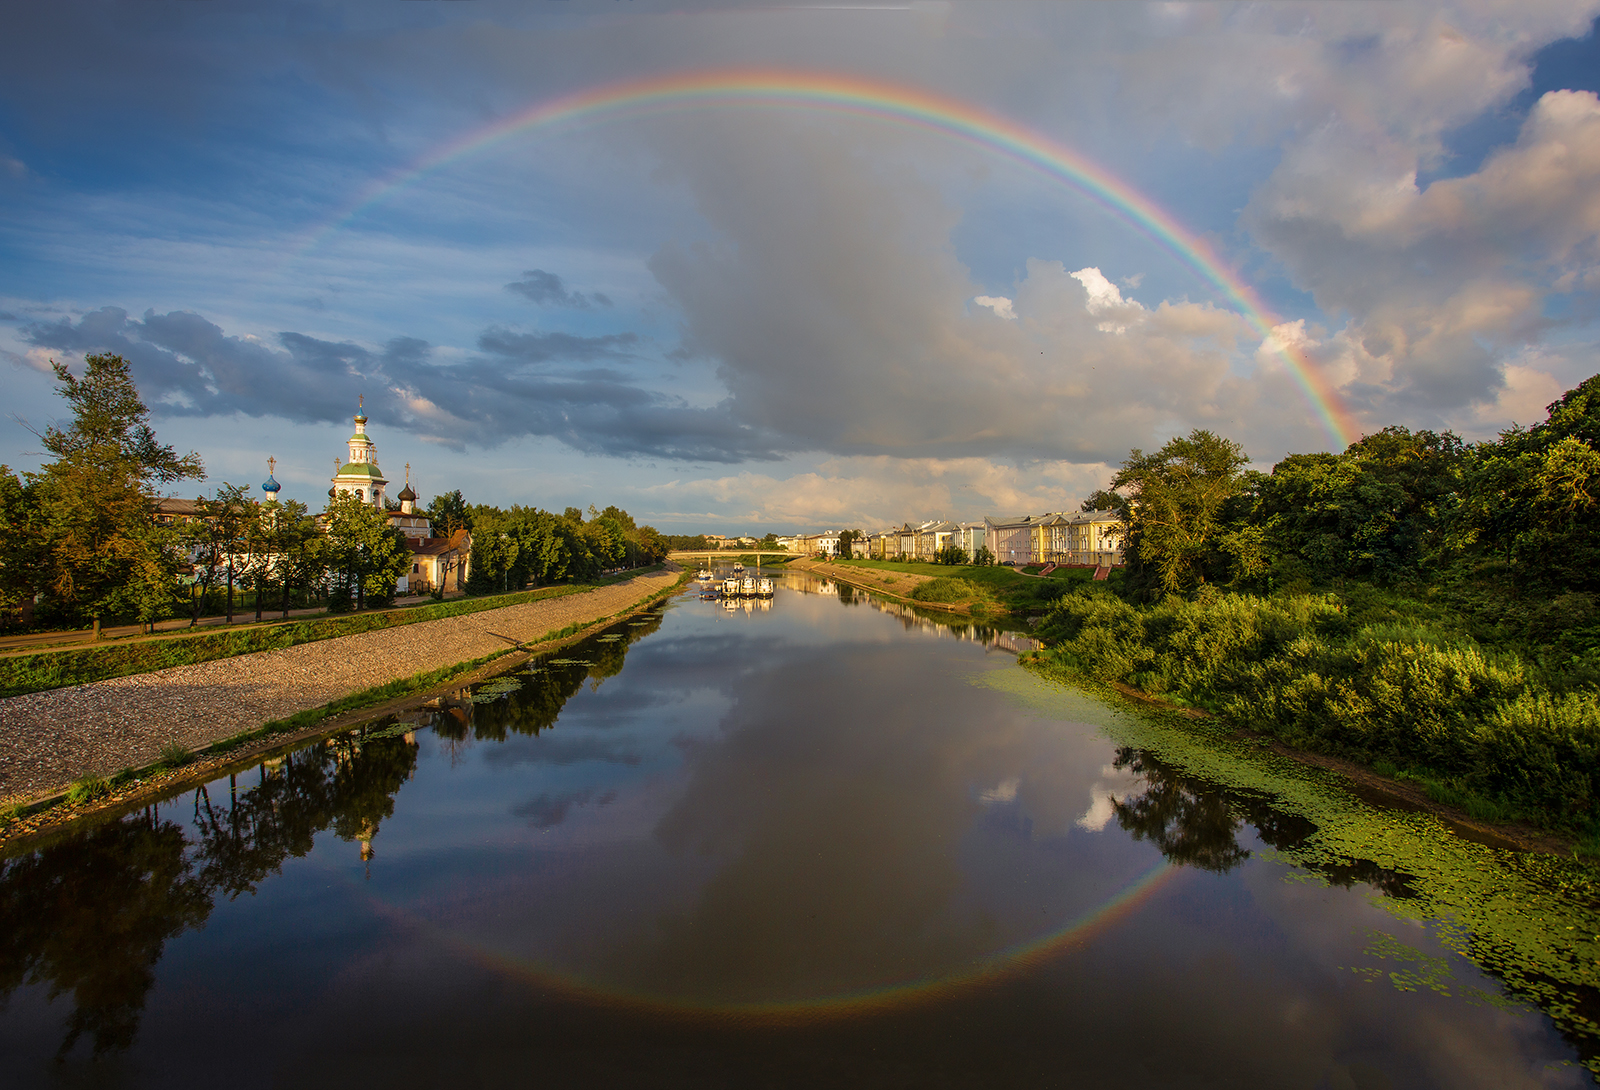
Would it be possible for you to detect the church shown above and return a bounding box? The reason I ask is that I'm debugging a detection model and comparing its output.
[321,400,472,596]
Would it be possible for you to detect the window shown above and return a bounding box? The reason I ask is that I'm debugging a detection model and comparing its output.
[356,490,364,501]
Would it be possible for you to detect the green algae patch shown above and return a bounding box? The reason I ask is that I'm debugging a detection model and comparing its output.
[979,662,1600,1075]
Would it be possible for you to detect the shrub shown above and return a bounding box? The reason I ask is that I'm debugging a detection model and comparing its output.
[1032,586,1600,830]
[910,577,996,606]
[66,775,110,805]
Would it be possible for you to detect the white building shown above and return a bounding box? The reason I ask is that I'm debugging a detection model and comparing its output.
[330,398,388,507]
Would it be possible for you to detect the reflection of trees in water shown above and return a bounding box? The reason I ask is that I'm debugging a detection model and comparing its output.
[451,613,662,743]
[0,732,419,1060]
[1108,747,1416,897]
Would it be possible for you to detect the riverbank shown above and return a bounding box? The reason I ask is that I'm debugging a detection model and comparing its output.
[1030,588,1600,857]
[0,566,688,832]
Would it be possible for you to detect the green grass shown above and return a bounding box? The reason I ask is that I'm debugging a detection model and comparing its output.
[65,775,109,806]
[0,579,629,699]
[910,577,1001,610]
[827,557,1105,611]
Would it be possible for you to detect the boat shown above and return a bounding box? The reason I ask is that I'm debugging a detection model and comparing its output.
[756,578,774,598]
[696,569,713,581]
[740,576,757,597]
[732,562,745,573]
[721,578,741,598]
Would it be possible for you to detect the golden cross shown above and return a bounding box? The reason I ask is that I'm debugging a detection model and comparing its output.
[358,394,364,409]
[405,462,411,485]
[267,455,276,475]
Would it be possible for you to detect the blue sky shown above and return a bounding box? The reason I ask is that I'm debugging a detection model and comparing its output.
[4,1,1599,533]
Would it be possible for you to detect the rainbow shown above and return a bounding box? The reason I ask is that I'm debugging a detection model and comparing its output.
[306,68,1358,449]
[359,858,1180,1023]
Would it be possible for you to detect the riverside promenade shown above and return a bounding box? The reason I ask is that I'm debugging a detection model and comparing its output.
[0,568,683,806]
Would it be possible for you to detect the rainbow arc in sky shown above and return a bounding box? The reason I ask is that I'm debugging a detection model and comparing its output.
[307,68,1359,450]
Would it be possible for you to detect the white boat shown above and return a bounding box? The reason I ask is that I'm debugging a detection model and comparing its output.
[696,569,713,581]
[732,562,745,573]
[721,578,741,598]
[756,578,774,598]
[740,576,757,597]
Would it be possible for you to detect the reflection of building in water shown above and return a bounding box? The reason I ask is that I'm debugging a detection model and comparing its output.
[720,596,773,614]
[862,595,1040,653]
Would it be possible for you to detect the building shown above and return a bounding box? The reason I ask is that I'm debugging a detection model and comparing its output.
[330,397,388,507]
[983,510,1124,567]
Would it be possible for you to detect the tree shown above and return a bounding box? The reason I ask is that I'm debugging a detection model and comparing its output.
[425,490,472,538]
[0,466,47,628]
[1112,430,1249,596]
[1249,426,1465,584]
[27,355,203,637]
[1455,376,1600,592]
[973,545,996,566]
[265,500,323,617]
[323,492,409,611]
[935,544,969,565]
[836,529,861,558]
[179,485,253,626]
[1081,489,1126,516]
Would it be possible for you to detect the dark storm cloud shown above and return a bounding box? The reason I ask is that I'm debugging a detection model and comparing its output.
[505,269,613,310]
[22,306,784,463]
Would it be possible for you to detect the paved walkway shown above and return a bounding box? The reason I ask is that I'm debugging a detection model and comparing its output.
[0,570,682,804]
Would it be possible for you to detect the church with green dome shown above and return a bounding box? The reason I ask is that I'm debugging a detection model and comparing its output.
[330,397,389,507]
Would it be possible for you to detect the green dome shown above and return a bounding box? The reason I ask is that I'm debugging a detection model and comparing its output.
[348,433,374,444]
[337,462,386,479]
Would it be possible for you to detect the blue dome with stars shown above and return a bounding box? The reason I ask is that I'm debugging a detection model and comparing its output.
[262,474,281,494]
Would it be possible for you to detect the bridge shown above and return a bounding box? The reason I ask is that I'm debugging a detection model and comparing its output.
[668,549,806,562]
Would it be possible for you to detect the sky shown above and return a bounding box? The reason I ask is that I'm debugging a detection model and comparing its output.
[3,1,1599,535]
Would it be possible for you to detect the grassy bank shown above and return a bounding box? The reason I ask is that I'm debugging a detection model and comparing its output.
[1029,585,1600,849]
[0,570,658,699]
[826,557,1106,613]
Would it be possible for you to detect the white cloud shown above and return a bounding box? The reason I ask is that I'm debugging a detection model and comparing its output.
[973,295,1015,320]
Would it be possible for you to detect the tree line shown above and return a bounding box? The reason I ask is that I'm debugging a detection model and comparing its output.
[1095,373,1600,609]
[0,354,665,635]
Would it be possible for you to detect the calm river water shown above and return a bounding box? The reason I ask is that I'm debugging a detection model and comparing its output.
[2,568,1597,1087]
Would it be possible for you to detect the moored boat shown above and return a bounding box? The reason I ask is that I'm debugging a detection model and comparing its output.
[756,578,774,598]
[740,576,757,597]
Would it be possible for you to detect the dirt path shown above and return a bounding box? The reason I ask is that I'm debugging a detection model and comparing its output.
[0,570,682,804]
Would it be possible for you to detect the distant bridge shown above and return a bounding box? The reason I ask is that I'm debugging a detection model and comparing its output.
[669,549,806,561]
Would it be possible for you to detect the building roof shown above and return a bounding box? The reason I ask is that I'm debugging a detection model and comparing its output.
[336,462,387,480]
[154,497,204,517]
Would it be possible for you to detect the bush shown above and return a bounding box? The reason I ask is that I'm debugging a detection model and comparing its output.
[911,577,997,607]
[1032,587,1600,829]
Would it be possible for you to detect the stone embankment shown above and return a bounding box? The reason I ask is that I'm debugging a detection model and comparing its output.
[0,569,683,805]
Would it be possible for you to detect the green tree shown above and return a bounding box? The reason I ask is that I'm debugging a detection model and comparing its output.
[1455,384,1600,592]
[0,467,47,628]
[425,490,472,538]
[27,355,203,636]
[836,529,861,557]
[1112,430,1249,596]
[265,500,324,617]
[323,492,409,611]
[973,545,995,566]
[935,543,969,565]
[1249,426,1465,584]
[179,484,253,626]
[1081,489,1126,516]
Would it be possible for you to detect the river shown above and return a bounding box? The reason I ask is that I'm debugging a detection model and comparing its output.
[1,567,1596,1087]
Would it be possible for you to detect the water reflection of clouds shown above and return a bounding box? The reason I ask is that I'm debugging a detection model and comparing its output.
[1076,762,1148,832]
